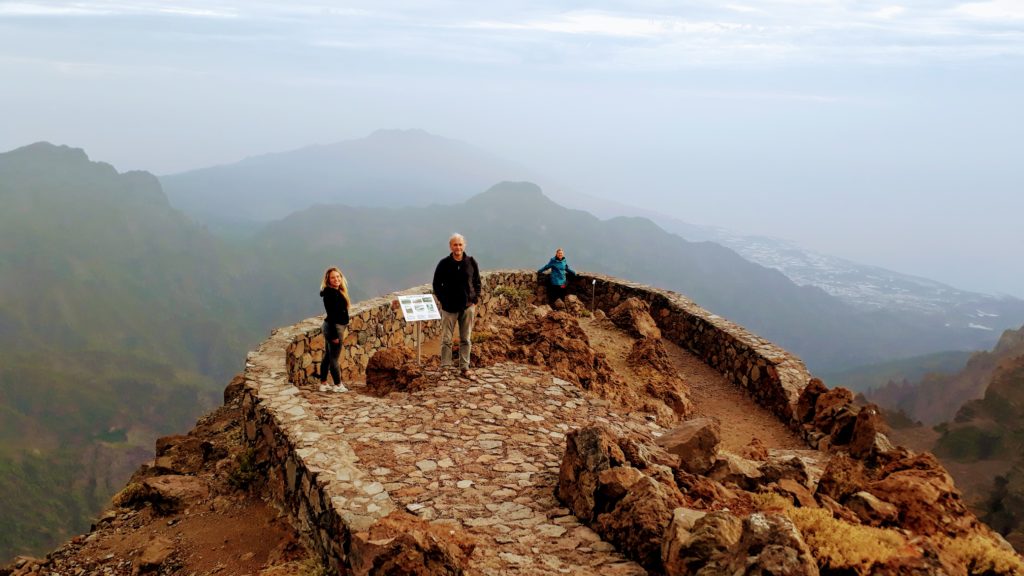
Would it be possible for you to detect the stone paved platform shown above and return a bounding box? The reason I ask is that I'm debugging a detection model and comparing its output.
[304,363,656,575]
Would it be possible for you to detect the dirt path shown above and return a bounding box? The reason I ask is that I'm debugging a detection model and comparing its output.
[577,317,807,453]
[420,313,808,453]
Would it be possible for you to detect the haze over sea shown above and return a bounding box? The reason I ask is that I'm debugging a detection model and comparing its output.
[1,0,1022,296]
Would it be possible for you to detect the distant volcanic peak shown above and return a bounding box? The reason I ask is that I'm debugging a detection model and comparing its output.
[473,181,547,203]
[5,141,90,163]
[367,128,444,142]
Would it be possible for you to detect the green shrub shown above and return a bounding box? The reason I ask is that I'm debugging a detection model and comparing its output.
[934,426,1004,461]
[227,447,261,490]
[492,285,533,307]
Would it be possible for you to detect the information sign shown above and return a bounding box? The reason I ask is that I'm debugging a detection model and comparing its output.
[397,294,442,322]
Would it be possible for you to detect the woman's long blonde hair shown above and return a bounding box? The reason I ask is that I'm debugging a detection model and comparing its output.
[320,266,350,305]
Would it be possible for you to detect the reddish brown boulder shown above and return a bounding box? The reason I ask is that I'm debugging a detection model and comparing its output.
[662,509,743,576]
[815,453,869,503]
[609,297,662,339]
[349,511,475,576]
[563,294,588,316]
[365,347,432,395]
[508,311,623,395]
[114,475,209,515]
[673,468,740,508]
[760,455,812,488]
[827,405,859,446]
[796,378,828,423]
[848,403,892,459]
[132,536,175,575]
[594,476,686,573]
[627,337,675,373]
[466,325,515,367]
[707,453,764,490]
[595,466,647,516]
[223,372,246,403]
[655,418,721,474]
[812,387,855,437]
[558,426,628,522]
[846,491,899,526]
[617,436,678,470]
[774,478,818,509]
[152,434,222,476]
[734,513,819,576]
[645,377,693,420]
[741,437,770,461]
[817,493,862,524]
[869,453,974,535]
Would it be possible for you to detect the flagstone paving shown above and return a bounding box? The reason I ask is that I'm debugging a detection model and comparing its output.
[306,363,652,575]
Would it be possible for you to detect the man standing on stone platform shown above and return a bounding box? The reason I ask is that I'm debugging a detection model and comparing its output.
[432,233,482,379]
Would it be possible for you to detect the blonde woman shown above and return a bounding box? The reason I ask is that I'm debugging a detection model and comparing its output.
[319,266,350,388]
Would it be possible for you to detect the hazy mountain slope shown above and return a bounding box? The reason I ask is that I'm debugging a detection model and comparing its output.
[250,181,989,373]
[160,129,534,225]
[867,326,1024,425]
[934,328,1024,460]
[554,190,1024,342]
[818,350,974,394]
[0,143,258,560]
[885,326,1024,550]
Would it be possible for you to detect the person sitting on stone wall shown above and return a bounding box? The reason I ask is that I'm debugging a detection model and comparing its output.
[538,247,576,306]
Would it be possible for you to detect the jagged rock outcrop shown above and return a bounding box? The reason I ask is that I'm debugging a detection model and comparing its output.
[559,424,1024,575]
[349,511,476,576]
[558,426,630,522]
[365,345,433,395]
[628,337,694,418]
[655,418,721,475]
[508,310,620,392]
[610,297,662,340]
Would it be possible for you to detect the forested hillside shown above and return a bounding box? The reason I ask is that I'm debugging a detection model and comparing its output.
[0,143,259,559]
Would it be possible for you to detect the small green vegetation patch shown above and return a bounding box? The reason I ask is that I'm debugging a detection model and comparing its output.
[227,447,261,490]
[492,285,533,307]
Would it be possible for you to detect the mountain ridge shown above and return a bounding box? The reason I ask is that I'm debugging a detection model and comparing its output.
[160,129,536,224]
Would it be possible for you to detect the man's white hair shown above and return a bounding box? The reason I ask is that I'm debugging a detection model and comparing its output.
[449,233,465,244]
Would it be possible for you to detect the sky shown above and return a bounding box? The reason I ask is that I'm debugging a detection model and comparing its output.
[1,0,1022,296]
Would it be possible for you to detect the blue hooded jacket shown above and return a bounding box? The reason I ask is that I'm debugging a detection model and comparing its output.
[538,256,575,287]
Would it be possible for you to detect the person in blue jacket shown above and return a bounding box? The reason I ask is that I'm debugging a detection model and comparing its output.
[538,248,576,305]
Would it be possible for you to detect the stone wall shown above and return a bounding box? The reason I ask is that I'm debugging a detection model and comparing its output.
[241,321,396,573]
[245,270,815,570]
[566,272,812,426]
[286,272,542,386]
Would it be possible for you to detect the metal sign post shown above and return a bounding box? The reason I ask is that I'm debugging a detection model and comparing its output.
[397,294,442,365]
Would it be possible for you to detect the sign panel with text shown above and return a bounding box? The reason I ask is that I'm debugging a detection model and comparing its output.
[397,294,442,322]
